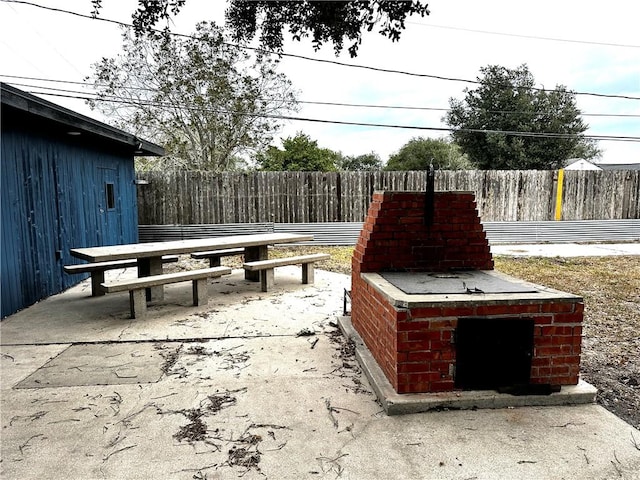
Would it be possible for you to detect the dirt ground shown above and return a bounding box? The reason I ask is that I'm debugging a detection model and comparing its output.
[175,247,640,430]
[494,255,640,431]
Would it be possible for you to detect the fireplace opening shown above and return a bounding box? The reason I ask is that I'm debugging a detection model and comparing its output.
[454,318,534,391]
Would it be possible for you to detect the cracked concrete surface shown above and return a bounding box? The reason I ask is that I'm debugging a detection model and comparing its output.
[2,267,639,479]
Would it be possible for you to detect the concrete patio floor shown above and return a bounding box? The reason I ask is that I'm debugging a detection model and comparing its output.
[1,266,639,479]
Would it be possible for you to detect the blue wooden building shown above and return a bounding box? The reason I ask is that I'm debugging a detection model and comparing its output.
[1,83,164,318]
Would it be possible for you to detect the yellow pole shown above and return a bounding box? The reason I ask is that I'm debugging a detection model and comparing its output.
[554,169,564,221]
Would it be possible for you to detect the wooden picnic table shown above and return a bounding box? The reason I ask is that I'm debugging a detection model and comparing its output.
[70,233,313,298]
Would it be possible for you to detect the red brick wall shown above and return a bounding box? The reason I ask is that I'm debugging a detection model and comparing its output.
[352,191,493,275]
[530,302,584,386]
[396,312,456,394]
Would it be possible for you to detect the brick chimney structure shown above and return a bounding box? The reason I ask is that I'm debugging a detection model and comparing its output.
[350,191,583,394]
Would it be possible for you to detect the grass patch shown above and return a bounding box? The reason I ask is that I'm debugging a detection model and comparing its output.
[270,245,353,275]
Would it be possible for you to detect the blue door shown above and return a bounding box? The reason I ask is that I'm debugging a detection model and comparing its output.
[98,167,123,246]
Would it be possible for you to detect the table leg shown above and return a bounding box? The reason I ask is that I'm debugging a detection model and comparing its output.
[138,256,164,301]
[244,245,268,281]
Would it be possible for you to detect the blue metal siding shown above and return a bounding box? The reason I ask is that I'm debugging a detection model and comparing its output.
[1,125,138,318]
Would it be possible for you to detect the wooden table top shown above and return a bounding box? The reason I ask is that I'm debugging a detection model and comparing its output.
[70,233,314,262]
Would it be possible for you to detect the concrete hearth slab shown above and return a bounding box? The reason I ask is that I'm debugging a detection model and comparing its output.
[360,269,582,309]
[338,315,598,415]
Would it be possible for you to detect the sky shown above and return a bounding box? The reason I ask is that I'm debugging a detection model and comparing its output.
[1,0,639,165]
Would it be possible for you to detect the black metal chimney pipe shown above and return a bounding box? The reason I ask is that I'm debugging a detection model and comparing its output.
[424,163,435,226]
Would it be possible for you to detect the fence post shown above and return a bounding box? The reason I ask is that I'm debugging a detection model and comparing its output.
[554,169,565,221]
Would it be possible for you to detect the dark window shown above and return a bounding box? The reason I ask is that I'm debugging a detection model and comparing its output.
[105,183,115,210]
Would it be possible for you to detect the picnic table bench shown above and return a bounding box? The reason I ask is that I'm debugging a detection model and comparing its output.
[101,266,231,319]
[190,248,244,267]
[243,253,330,292]
[64,255,178,297]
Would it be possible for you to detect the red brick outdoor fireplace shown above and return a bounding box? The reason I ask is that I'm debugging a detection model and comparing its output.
[350,191,584,395]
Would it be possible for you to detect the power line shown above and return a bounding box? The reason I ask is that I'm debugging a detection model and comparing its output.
[8,0,638,51]
[3,0,640,101]
[5,2,85,77]
[1,0,130,28]
[4,75,640,119]
[292,99,640,119]
[407,21,640,49]
[19,88,640,143]
[262,57,640,103]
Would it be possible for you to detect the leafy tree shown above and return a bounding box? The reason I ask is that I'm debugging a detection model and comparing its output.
[91,0,429,57]
[256,132,340,171]
[339,152,383,171]
[226,1,429,57]
[384,137,474,171]
[444,64,600,170]
[86,22,297,172]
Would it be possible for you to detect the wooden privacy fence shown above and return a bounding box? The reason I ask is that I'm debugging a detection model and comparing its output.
[137,170,640,224]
